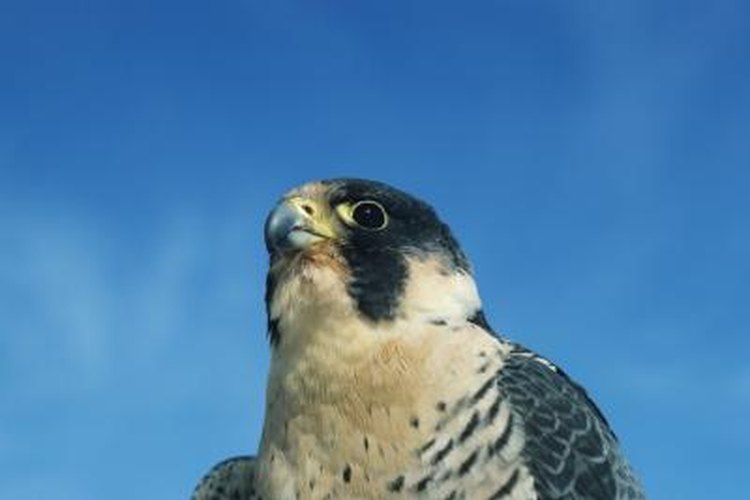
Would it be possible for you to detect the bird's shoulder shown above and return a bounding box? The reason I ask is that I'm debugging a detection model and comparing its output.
[492,340,645,499]
[192,456,259,500]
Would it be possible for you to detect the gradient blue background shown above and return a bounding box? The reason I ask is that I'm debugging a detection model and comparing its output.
[1,1,748,498]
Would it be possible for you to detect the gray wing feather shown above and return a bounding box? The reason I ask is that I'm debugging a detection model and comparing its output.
[192,456,259,500]
[498,345,645,500]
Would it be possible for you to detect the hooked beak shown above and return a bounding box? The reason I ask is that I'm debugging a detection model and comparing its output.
[264,197,336,253]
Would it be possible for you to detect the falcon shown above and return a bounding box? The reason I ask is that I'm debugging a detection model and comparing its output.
[193,178,644,499]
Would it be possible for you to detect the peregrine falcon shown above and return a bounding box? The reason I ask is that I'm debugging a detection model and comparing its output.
[193,179,644,499]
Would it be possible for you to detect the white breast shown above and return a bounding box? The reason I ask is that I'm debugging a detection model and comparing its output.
[257,256,524,499]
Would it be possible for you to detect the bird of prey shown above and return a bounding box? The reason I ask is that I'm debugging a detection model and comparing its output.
[193,179,644,499]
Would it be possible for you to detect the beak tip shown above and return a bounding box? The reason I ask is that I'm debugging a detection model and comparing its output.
[264,203,299,252]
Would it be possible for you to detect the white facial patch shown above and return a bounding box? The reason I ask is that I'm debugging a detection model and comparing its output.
[398,256,482,326]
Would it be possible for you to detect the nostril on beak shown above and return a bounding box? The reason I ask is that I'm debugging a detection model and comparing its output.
[264,200,325,254]
[299,203,315,216]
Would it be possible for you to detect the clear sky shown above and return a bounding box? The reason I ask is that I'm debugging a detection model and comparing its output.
[1,1,748,498]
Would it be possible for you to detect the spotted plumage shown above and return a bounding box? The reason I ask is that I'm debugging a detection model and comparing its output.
[193,179,644,499]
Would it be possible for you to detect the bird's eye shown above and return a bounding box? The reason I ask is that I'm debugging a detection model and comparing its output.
[349,201,388,230]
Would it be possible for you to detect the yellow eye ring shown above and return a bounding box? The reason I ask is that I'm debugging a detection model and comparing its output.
[337,200,388,231]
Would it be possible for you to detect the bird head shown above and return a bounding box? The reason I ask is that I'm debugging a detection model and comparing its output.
[264,179,481,348]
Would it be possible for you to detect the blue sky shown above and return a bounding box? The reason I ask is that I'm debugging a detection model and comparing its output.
[1,0,748,498]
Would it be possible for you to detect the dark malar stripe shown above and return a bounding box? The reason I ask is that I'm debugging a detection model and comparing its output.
[343,246,408,321]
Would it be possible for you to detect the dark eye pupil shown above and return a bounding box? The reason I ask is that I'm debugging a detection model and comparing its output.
[352,202,386,229]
